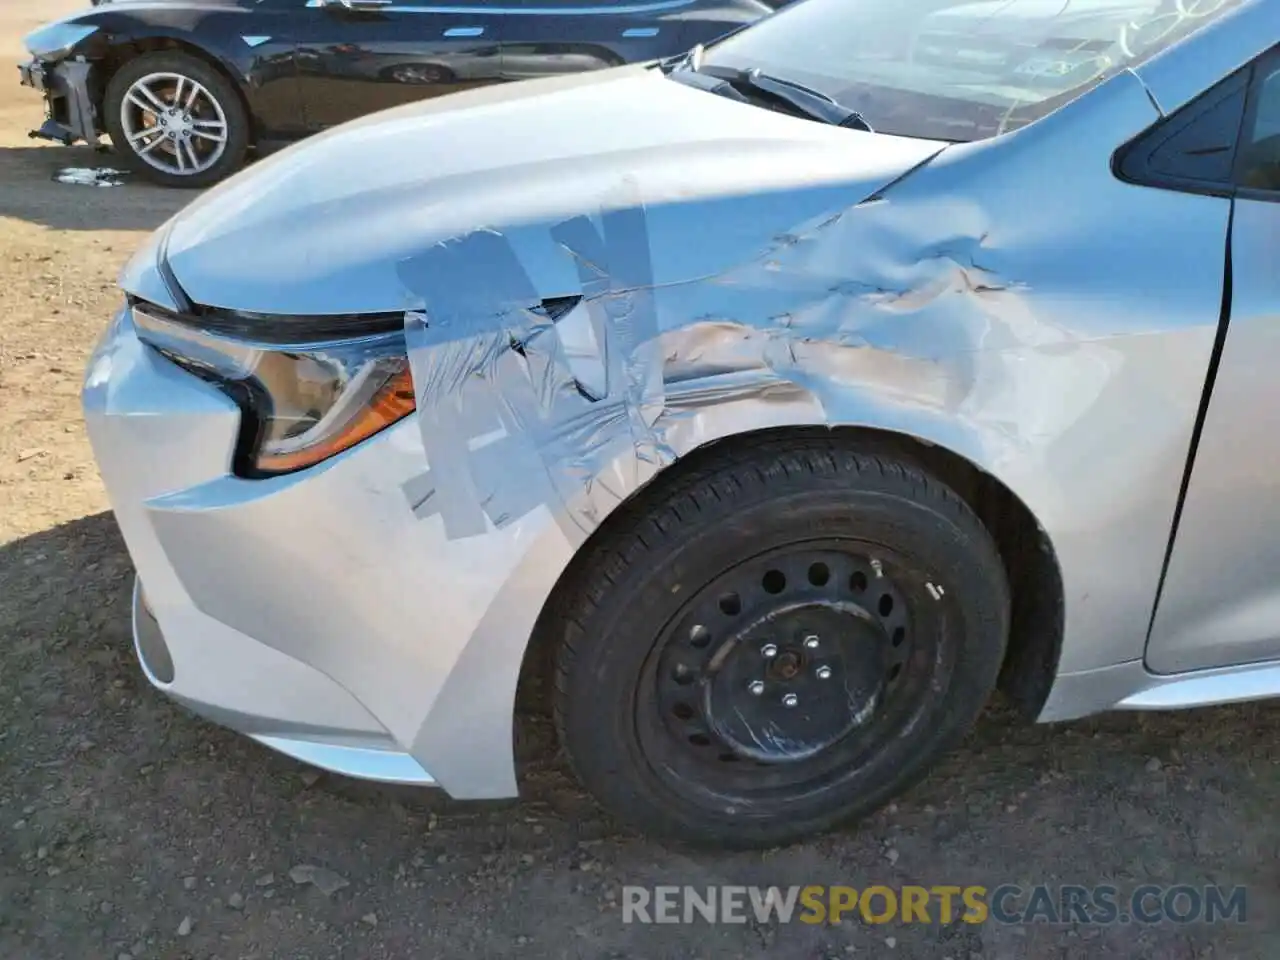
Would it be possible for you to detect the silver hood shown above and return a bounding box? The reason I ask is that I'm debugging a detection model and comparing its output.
[156,66,945,316]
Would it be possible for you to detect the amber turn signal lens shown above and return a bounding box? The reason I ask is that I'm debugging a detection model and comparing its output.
[253,367,417,474]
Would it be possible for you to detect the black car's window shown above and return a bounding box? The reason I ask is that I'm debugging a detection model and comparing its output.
[697,0,1251,143]
[1239,61,1280,191]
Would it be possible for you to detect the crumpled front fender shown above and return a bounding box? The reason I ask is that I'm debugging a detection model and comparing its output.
[399,68,1230,796]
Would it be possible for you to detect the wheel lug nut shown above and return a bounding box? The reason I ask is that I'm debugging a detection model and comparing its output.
[782,693,799,708]
[804,635,820,649]
[761,643,778,658]
[816,665,832,680]
[748,680,765,696]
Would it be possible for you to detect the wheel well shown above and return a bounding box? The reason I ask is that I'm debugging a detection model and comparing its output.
[516,425,1065,724]
[96,39,255,142]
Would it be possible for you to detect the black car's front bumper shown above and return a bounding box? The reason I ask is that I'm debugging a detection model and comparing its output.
[18,58,98,145]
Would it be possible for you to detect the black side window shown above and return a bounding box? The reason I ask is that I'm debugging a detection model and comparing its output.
[1115,68,1249,197]
[1238,62,1280,193]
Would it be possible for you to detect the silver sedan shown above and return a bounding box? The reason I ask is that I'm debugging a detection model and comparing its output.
[83,0,1279,847]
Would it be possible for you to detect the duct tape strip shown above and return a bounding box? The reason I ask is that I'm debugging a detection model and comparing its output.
[399,187,664,542]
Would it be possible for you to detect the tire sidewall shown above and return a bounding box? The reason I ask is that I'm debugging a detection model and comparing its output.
[559,466,1008,847]
[104,52,250,189]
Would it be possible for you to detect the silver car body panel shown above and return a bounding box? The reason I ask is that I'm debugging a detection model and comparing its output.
[1135,0,1280,676]
[93,0,1280,797]
[159,65,943,315]
[131,579,436,783]
[1041,656,1280,722]
[1146,197,1280,674]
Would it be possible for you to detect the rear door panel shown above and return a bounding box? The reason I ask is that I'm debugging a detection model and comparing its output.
[1147,57,1280,674]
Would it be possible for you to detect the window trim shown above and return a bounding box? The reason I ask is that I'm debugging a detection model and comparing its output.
[1111,63,1251,200]
[1112,41,1280,203]
[1233,43,1280,203]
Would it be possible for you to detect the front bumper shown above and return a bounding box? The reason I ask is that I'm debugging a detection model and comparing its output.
[19,57,97,144]
[83,308,571,798]
[131,579,436,784]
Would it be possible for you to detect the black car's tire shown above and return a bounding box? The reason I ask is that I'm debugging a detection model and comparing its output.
[104,52,250,189]
[553,436,1010,848]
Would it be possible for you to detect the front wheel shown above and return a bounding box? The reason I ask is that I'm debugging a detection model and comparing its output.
[104,52,250,189]
[553,437,1011,848]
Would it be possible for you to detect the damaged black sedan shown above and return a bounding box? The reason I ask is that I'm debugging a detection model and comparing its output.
[18,0,778,188]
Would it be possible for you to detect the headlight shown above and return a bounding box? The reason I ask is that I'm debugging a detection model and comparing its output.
[131,302,416,476]
[24,21,99,62]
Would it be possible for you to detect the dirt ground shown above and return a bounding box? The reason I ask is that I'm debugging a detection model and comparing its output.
[1,3,1278,958]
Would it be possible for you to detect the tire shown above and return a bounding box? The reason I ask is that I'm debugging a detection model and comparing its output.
[104,51,250,189]
[552,436,1010,848]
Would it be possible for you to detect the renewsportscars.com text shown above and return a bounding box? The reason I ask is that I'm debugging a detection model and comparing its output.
[621,884,1247,926]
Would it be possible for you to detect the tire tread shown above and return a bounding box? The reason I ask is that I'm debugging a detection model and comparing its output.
[551,435,1007,846]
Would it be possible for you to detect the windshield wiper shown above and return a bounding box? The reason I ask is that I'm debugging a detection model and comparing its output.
[699,65,874,133]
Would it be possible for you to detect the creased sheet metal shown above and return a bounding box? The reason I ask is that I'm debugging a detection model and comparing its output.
[399,179,668,546]
[397,167,1011,546]
[399,68,1228,698]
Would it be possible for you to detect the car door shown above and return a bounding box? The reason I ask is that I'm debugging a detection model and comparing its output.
[285,0,508,131]
[1146,50,1280,675]
[498,0,764,81]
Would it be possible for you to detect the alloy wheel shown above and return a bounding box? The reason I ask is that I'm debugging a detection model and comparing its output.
[119,72,229,178]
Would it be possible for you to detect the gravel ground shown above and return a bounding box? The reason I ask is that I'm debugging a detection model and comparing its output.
[1,3,1279,957]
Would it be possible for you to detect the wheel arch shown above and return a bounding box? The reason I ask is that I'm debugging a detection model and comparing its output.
[95,36,256,143]
[517,423,1065,735]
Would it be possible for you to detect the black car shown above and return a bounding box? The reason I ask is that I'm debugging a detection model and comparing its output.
[19,0,782,188]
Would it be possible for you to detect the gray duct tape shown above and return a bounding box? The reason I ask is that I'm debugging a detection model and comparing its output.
[398,191,662,542]
[552,204,667,470]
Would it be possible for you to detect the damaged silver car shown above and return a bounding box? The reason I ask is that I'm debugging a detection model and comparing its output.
[84,0,1280,847]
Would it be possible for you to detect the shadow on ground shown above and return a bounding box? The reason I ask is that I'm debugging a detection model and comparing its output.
[0,145,190,232]
[1,513,1278,959]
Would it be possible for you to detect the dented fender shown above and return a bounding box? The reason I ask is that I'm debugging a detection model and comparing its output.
[398,68,1235,796]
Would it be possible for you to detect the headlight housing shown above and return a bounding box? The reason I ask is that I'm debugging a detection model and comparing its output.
[24,21,99,62]
[131,301,416,476]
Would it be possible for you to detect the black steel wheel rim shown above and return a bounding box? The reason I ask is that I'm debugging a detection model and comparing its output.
[634,538,951,804]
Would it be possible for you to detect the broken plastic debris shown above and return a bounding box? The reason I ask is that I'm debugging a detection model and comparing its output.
[52,167,128,188]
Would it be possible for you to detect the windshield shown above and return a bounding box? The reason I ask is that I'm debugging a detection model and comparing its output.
[695,0,1248,142]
